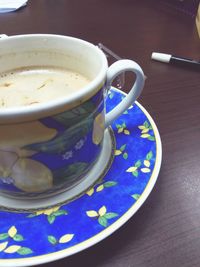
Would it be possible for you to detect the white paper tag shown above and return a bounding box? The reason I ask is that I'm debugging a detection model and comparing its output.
[0,0,28,13]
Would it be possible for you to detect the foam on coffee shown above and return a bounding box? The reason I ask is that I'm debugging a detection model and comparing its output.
[0,67,90,108]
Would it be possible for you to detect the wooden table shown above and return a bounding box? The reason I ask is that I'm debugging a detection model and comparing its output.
[0,1,200,266]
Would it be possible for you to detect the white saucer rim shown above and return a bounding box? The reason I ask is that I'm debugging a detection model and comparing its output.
[0,88,162,267]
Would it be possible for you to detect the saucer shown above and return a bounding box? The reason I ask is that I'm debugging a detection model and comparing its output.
[0,88,162,267]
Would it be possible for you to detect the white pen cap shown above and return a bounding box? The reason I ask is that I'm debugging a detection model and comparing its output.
[151,52,171,63]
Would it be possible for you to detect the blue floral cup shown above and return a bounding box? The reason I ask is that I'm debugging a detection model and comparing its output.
[0,34,145,199]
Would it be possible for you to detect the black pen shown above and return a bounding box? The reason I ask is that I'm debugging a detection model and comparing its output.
[151,52,200,70]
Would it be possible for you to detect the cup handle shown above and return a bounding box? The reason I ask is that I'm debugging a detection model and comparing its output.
[105,59,145,127]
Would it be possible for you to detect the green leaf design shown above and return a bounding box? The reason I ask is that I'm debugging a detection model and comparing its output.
[123,152,128,159]
[120,144,126,152]
[53,101,95,128]
[48,235,57,245]
[53,162,88,185]
[48,214,56,224]
[0,233,9,240]
[135,160,142,168]
[104,212,118,219]
[17,247,33,255]
[98,216,108,227]
[55,162,88,178]
[109,92,114,99]
[132,170,139,177]
[13,234,24,242]
[132,194,141,200]
[146,151,153,160]
[144,121,149,128]
[27,214,37,218]
[122,122,126,128]
[52,210,68,217]
[148,136,155,141]
[116,124,121,129]
[103,181,117,188]
[24,119,92,154]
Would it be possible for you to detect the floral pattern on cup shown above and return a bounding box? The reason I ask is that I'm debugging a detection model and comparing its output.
[0,88,105,198]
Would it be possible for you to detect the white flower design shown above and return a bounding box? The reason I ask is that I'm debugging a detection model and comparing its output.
[62,151,73,160]
[1,177,14,185]
[75,139,85,150]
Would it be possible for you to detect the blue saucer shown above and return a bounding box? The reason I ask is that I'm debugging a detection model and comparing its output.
[0,88,162,267]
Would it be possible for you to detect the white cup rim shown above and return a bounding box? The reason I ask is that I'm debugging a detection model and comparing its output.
[0,34,108,124]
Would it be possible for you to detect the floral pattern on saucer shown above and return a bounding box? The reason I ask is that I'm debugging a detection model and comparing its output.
[0,88,161,266]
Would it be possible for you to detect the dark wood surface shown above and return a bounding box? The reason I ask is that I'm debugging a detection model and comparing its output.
[0,1,200,266]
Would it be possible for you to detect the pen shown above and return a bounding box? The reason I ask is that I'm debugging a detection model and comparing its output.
[151,52,200,70]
